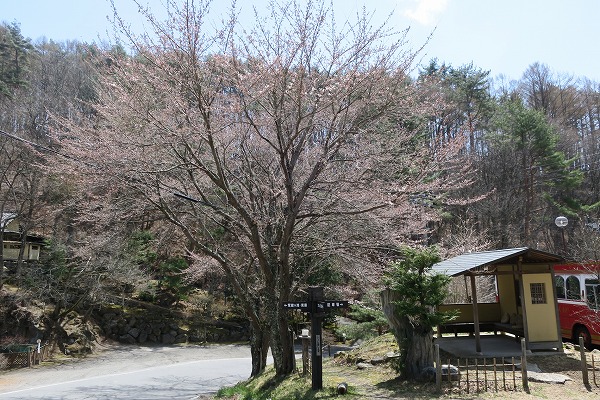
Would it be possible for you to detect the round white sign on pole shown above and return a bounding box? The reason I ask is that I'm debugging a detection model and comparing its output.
[555,216,568,227]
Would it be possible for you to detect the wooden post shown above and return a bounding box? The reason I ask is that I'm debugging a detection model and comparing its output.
[435,344,441,393]
[466,358,470,394]
[521,338,529,393]
[483,358,488,390]
[456,358,461,387]
[283,289,348,391]
[580,336,589,386]
[511,357,516,389]
[516,258,530,350]
[592,354,597,386]
[502,357,506,390]
[549,267,564,352]
[309,287,324,391]
[470,274,482,354]
[301,334,310,376]
[475,358,479,392]
[493,358,498,392]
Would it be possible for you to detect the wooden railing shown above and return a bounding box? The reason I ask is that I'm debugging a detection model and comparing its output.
[434,338,530,394]
[434,337,599,394]
[0,343,51,370]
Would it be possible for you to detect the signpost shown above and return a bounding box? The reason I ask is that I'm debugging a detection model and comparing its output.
[282,302,310,312]
[282,286,349,390]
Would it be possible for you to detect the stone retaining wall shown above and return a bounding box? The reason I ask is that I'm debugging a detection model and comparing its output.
[96,306,249,345]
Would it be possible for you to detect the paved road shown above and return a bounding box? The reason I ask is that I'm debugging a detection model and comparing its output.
[0,343,252,400]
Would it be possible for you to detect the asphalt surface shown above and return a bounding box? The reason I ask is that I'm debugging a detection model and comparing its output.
[0,342,252,399]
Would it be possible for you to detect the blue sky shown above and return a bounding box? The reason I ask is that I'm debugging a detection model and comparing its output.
[3,0,600,82]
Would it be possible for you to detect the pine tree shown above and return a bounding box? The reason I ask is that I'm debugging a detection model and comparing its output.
[0,22,33,98]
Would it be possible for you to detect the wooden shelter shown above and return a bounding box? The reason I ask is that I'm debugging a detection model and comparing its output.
[433,247,564,353]
[1,212,44,262]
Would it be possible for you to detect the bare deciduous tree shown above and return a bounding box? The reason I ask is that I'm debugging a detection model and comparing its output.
[53,0,467,376]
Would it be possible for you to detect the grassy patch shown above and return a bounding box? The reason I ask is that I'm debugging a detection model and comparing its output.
[215,334,599,400]
[216,334,427,399]
[216,366,352,399]
[338,333,399,361]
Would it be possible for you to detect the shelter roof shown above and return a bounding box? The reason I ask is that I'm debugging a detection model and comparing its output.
[432,247,564,277]
[1,212,17,228]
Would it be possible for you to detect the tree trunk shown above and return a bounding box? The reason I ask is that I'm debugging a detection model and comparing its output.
[272,310,295,376]
[402,329,434,379]
[249,322,270,377]
[265,295,295,377]
[381,289,406,344]
[381,289,435,380]
[0,229,4,289]
[16,229,27,284]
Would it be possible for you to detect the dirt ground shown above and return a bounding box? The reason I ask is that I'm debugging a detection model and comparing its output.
[324,350,600,400]
[322,337,600,400]
[430,342,600,399]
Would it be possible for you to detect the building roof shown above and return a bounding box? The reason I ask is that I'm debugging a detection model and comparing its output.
[432,247,564,277]
[1,212,17,228]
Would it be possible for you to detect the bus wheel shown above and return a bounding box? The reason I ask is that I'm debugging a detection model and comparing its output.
[574,326,592,350]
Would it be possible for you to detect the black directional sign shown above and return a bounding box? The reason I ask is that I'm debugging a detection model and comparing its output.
[282,302,310,311]
[282,290,350,391]
[282,301,348,312]
[319,301,349,310]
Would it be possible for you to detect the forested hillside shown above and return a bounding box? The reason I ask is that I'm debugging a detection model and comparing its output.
[1,0,599,374]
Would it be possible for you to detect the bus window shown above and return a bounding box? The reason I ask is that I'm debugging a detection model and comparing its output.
[585,279,600,310]
[555,276,565,299]
[566,276,581,300]
[586,285,599,310]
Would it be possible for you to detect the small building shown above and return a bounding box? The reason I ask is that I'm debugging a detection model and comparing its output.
[433,247,564,353]
[1,212,44,262]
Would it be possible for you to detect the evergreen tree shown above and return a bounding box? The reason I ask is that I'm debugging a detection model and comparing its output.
[382,246,454,379]
[0,22,33,98]
[487,99,583,245]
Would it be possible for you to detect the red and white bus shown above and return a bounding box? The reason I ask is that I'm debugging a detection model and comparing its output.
[554,263,600,349]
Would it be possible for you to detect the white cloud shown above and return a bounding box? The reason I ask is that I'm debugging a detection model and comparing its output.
[403,0,448,26]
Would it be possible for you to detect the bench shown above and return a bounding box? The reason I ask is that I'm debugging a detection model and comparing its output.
[438,322,524,338]
[437,304,524,338]
[492,322,524,338]
[438,322,496,337]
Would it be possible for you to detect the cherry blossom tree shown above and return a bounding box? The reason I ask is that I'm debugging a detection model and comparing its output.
[52,0,467,376]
